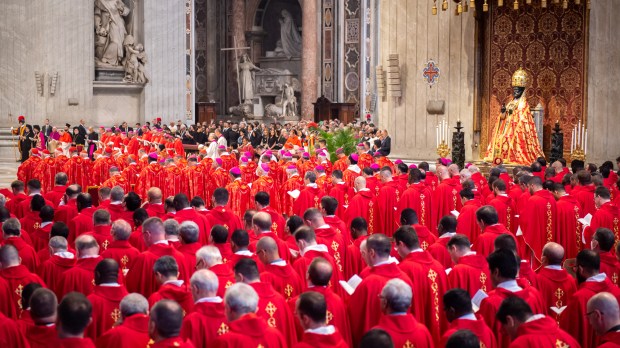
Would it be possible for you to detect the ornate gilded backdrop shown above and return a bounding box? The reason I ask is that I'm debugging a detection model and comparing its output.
[480,2,588,157]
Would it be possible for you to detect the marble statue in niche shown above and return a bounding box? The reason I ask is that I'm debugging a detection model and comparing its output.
[238,54,261,104]
[122,35,149,83]
[95,0,131,66]
[279,9,302,58]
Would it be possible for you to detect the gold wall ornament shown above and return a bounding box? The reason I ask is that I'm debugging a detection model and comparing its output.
[442,0,449,11]
[437,141,451,158]
[457,2,463,13]
[553,0,560,3]
[471,0,475,7]
[432,4,438,14]
[511,68,528,87]
[463,1,469,12]
[526,0,532,3]
[498,0,504,6]
[483,0,489,11]
[575,0,580,4]
[514,0,519,9]
[542,0,547,7]
[563,0,568,8]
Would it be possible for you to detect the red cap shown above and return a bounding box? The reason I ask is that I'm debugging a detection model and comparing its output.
[17,115,25,122]
[105,147,113,154]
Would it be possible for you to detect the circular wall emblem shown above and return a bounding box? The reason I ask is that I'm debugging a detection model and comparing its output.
[345,72,359,91]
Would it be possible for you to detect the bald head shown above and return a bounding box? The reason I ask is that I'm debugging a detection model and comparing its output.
[0,244,20,268]
[252,211,272,232]
[308,257,333,287]
[448,164,460,176]
[75,234,99,258]
[148,187,163,202]
[587,292,620,335]
[354,176,367,190]
[256,236,279,255]
[542,242,564,266]
[437,165,449,179]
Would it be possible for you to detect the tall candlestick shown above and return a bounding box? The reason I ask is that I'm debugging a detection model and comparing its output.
[584,129,587,155]
[571,128,575,152]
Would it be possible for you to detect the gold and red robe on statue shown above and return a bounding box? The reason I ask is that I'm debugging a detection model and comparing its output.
[375,181,401,237]
[348,262,413,346]
[448,253,492,298]
[86,284,128,341]
[96,313,149,348]
[535,266,577,320]
[213,313,287,348]
[398,250,449,345]
[181,299,228,348]
[249,281,297,347]
[441,316,497,348]
[125,242,188,299]
[555,194,582,259]
[328,183,354,219]
[225,179,252,219]
[512,315,580,348]
[260,261,303,300]
[433,178,462,227]
[280,175,304,217]
[344,189,377,235]
[292,185,324,217]
[520,189,556,264]
[479,284,546,348]
[398,182,433,231]
[0,265,46,319]
[560,275,620,348]
[373,313,434,348]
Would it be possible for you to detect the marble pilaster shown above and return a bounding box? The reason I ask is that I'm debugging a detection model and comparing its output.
[301,0,319,119]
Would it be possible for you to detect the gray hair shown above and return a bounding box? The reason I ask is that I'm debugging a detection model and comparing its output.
[0,193,6,208]
[120,293,149,318]
[93,209,111,225]
[110,186,125,202]
[142,217,165,236]
[75,234,99,252]
[49,236,68,251]
[304,171,317,183]
[111,220,132,241]
[163,219,180,237]
[190,269,219,294]
[381,278,412,313]
[224,283,258,315]
[196,245,222,267]
[2,218,21,236]
[179,221,199,244]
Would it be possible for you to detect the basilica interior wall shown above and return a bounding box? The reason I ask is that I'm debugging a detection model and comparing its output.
[0,0,187,128]
[377,0,476,161]
[586,0,620,165]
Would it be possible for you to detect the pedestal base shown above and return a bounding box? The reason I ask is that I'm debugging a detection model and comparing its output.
[95,67,126,82]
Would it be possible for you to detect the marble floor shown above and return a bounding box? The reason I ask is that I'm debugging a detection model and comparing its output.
[0,157,19,188]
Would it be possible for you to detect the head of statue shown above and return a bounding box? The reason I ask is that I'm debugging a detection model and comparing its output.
[511,68,528,99]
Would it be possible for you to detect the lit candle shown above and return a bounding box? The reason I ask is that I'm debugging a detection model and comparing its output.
[584,129,588,155]
[436,125,439,147]
[571,128,575,152]
[581,123,585,151]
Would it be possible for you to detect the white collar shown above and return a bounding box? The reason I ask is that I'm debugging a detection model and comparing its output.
[439,232,456,239]
[409,248,424,254]
[195,296,223,304]
[463,251,477,257]
[79,254,100,259]
[373,259,393,267]
[586,273,607,283]
[544,265,563,270]
[54,251,75,259]
[153,240,169,245]
[305,325,336,335]
[270,260,287,267]
[316,224,331,230]
[497,280,522,292]
[235,250,254,256]
[347,165,361,173]
[306,183,318,188]
[525,314,546,323]
[99,283,121,287]
[40,221,52,228]
[163,279,184,287]
[458,313,477,321]
[301,244,328,256]
[357,188,370,192]
[110,201,122,205]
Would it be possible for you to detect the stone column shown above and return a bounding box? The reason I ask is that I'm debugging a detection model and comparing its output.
[301,0,318,119]
[231,0,246,48]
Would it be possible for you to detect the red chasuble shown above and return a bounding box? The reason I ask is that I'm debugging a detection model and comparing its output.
[473,223,516,258]
[344,189,377,235]
[585,202,620,246]
[600,251,620,286]
[251,176,281,212]
[206,206,243,240]
[0,311,30,348]
[292,248,343,293]
[373,313,434,348]
[101,175,131,193]
[100,240,140,273]
[293,186,325,217]
[323,215,349,246]
[125,243,189,298]
[348,263,413,345]
[344,235,368,280]
[365,176,382,198]
[314,226,347,277]
[181,299,228,348]
[441,317,497,348]
[433,178,463,227]
[32,158,59,194]
[376,181,402,237]
[342,166,361,189]
[86,285,128,341]
[574,184,597,217]
[184,164,209,202]
[24,323,61,348]
[17,156,41,184]
[479,284,546,348]
[280,176,304,217]
[150,337,195,348]
[249,282,297,347]
[293,328,349,348]
[447,253,492,298]
[30,222,51,253]
[92,156,116,186]
[55,199,79,227]
[148,281,194,314]
[410,224,437,251]
[288,286,352,346]
[555,194,583,259]
[424,172,440,192]
[599,331,620,348]
[214,313,287,348]
[260,262,304,300]
[398,182,434,231]
[69,207,96,244]
[174,208,212,245]
[225,180,252,219]
[512,315,580,348]
[249,232,291,263]
[209,263,235,298]
[58,256,101,297]
[489,194,517,234]
[328,183,354,219]
[535,266,577,320]
[37,253,75,298]
[0,265,47,319]
[163,165,186,199]
[520,189,557,264]
[456,199,483,244]
[43,185,66,208]
[398,250,449,344]
[560,277,620,348]
[135,163,166,199]
[428,234,455,269]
